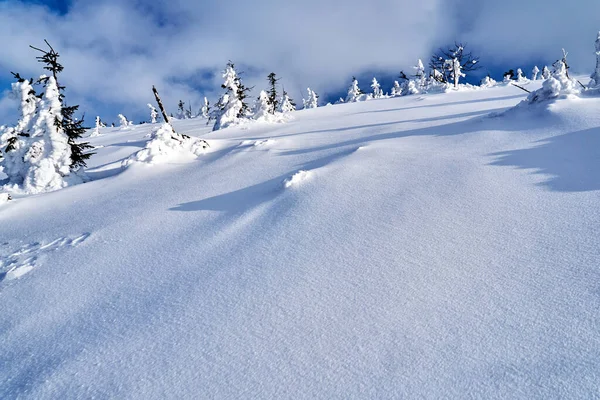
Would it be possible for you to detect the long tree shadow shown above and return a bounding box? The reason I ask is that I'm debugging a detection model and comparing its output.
[279,107,544,157]
[489,127,600,192]
[169,148,358,213]
[356,94,526,115]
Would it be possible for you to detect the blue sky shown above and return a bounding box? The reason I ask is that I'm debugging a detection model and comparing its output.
[0,0,599,125]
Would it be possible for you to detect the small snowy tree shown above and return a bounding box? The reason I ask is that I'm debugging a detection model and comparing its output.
[390,81,402,97]
[253,90,271,120]
[279,90,296,113]
[430,43,480,84]
[532,66,540,81]
[371,77,383,98]
[590,32,600,87]
[90,116,103,137]
[525,56,581,104]
[200,97,210,119]
[266,72,279,114]
[212,62,244,131]
[148,103,158,123]
[516,68,526,82]
[177,100,186,119]
[118,114,131,127]
[303,88,318,109]
[345,77,362,102]
[542,66,551,80]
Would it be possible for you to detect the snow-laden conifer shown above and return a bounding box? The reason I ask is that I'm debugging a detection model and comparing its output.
[345,77,361,103]
[303,88,318,109]
[542,66,551,80]
[200,97,210,119]
[390,81,402,97]
[253,90,271,120]
[118,114,131,128]
[266,73,279,114]
[371,78,383,99]
[590,32,600,88]
[213,63,244,131]
[279,90,296,113]
[480,75,497,88]
[90,116,103,137]
[0,76,39,184]
[148,104,158,124]
[525,58,580,105]
[532,66,540,81]
[516,68,526,82]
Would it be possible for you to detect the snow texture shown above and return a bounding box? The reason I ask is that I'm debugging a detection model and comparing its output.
[1,81,599,399]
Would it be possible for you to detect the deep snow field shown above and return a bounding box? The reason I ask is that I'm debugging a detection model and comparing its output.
[1,82,599,398]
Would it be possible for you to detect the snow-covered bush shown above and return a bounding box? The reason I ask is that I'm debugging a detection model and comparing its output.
[303,88,318,109]
[480,76,497,88]
[124,123,208,166]
[522,60,580,105]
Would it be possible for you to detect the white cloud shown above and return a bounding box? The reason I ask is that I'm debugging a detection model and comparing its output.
[0,0,598,124]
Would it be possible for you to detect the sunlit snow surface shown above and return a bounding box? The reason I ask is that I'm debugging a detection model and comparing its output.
[1,82,599,398]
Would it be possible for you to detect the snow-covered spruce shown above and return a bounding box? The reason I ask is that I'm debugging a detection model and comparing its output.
[123,123,208,166]
[253,91,272,120]
[345,77,362,103]
[542,66,551,80]
[390,81,402,97]
[118,114,132,128]
[516,68,527,82]
[0,78,39,185]
[590,31,600,88]
[532,66,540,81]
[148,104,158,124]
[199,97,210,119]
[90,116,103,137]
[303,88,318,109]
[371,78,383,99]
[279,91,296,113]
[212,63,244,131]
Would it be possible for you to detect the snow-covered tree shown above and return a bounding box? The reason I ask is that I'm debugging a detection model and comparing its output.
[253,90,271,120]
[0,75,39,183]
[118,114,131,128]
[212,62,244,131]
[266,72,279,114]
[414,59,425,79]
[279,90,296,113]
[148,103,158,123]
[429,43,480,84]
[303,88,318,109]
[371,78,383,98]
[345,77,362,102]
[532,66,540,81]
[516,68,526,82]
[90,116,103,137]
[542,66,551,80]
[590,32,600,87]
[200,97,210,119]
[447,58,465,88]
[177,100,186,119]
[525,57,581,104]
[390,81,402,97]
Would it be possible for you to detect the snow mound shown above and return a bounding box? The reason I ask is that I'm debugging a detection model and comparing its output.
[283,170,312,188]
[123,123,208,166]
[523,62,581,105]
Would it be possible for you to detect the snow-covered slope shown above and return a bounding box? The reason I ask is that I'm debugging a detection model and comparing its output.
[1,83,599,399]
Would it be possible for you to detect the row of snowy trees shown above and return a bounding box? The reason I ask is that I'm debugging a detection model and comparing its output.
[0,41,92,195]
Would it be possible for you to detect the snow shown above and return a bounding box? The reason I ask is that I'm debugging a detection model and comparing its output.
[1,82,600,398]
